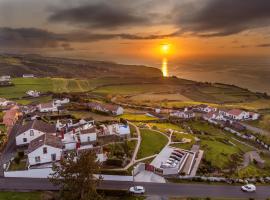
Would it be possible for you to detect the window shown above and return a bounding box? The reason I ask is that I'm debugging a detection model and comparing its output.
[87,136,91,142]
[43,147,47,154]
[35,156,41,163]
[51,154,56,161]
[30,130,34,136]
[23,138,27,143]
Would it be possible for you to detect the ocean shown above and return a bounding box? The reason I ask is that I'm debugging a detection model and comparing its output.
[136,56,270,94]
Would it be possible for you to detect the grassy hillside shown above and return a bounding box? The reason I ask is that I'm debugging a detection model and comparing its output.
[0,78,92,98]
[0,54,162,78]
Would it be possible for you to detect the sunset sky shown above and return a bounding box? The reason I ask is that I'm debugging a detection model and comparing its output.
[0,0,270,61]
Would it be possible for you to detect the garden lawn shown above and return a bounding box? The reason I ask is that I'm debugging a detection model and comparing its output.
[187,121,253,169]
[137,129,168,159]
[148,123,184,133]
[0,192,42,200]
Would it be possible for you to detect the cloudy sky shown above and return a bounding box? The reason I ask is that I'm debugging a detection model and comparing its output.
[0,0,270,61]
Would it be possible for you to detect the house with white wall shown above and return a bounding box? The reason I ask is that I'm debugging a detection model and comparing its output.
[170,110,195,119]
[38,102,58,113]
[225,109,249,120]
[27,133,63,166]
[16,120,56,146]
[53,98,70,106]
[87,102,124,116]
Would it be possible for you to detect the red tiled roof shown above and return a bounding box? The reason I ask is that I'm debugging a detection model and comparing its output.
[227,109,244,116]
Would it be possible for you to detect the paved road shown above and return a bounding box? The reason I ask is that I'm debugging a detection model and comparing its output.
[0,178,270,199]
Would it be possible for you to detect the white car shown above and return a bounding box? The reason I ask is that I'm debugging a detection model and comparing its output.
[241,184,256,192]
[129,186,145,194]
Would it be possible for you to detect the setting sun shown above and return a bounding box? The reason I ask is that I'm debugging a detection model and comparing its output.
[161,44,170,54]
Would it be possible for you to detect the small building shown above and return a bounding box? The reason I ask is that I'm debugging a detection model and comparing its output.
[53,98,70,106]
[0,98,11,107]
[0,75,11,81]
[225,109,249,120]
[16,120,56,146]
[23,74,35,78]
[38,102,58,113]
[87,102,124,116]
[26,90,40,97]
[249,112,260,120]
[170,110,195,119]
[27,133,63,166]
[194,104,217,113]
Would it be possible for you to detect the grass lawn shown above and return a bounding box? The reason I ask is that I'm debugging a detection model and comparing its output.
[119,113,157,121]
[129,123,138,137]
[170,143,194,150]
[8,159,27,171]
[148,123,184,133]
[0,192,42,200]
[187,121,253,169]
[137,129,168,159]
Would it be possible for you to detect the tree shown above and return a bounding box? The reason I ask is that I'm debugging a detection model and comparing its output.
[50,151,103,200]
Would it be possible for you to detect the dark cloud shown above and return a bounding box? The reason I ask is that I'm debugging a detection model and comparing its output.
[0,27,176,49]
[0,27,61,48]
[176,0,270,37]
[48,3,149,29]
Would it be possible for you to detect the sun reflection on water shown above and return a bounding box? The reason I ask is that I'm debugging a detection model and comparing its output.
[162,57,168,77]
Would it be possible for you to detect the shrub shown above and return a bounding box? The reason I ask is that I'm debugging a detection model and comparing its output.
[17,151,24,158]
[105,158,123,167]
[14,156,21,164]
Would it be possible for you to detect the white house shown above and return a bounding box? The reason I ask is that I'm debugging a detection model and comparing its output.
[27,133,63,166]
[170,110,195,119]
[38,102,58,113]
[16,120,56,146]
[0,75,11,81]
[61,123,97,150]
[203,111,224,121]
[249,112,260,120]
[87,102,124,116]
[0,98,11,107]
[23,74,34,78]
[26,90,40,97]
[225,109,249,120]
[195,104,217,113]
[53,98,70,106]
[106,123,130,137]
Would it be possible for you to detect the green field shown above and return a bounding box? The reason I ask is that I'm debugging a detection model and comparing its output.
[94,82,262,105]
[137,129,168,159]
[119,113,157,121]
[0,192,42,200]
[0,78,93,99]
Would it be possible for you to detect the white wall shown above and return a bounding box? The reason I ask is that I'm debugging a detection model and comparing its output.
[28,145,62,166]
[116,107,124,115]
[79,133,97,143]
[16,129,45,146]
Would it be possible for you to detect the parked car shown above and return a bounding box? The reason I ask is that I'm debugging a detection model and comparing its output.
[129,186,145,194]
[241,184,256,192]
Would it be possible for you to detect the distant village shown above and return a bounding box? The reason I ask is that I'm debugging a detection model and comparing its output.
[0,74,269,183]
